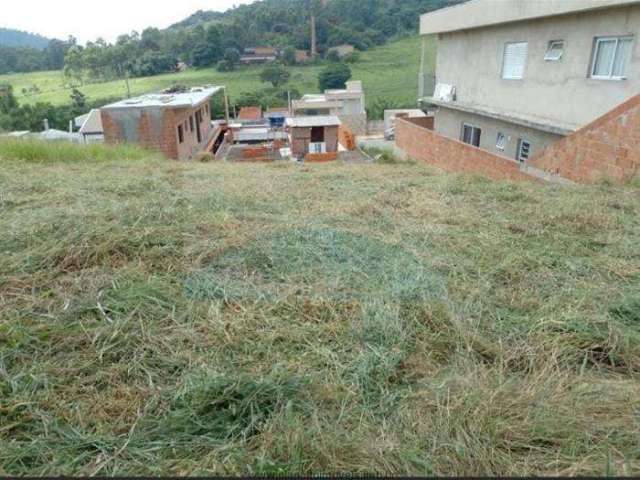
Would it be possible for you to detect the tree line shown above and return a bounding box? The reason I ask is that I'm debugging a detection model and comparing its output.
[1,0,462,79]
[0,38,76,75]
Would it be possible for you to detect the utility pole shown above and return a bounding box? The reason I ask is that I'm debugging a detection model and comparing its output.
[287,90,292,116]
[223,87,230,123]
[124,70,131,99]
[310,15,317,58]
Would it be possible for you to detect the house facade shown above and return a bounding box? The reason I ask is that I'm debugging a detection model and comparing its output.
[286,116,341,159]
[101,87,222,160]
[421,0,640,163]
[292,80,367,134]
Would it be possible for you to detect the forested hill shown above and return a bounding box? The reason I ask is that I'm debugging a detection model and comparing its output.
[170,0,464,51]
[0,0,465,76]
[0,28,50,49]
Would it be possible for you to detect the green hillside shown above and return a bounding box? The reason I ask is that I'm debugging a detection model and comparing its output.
[0,36,432,110]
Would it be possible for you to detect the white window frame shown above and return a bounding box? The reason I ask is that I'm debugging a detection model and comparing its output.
[502,41,528,80]
[496,132,507,151]
[461,123,482,147]
[590,36,633,80]
[544,40,565,61]
[516,139,532,163]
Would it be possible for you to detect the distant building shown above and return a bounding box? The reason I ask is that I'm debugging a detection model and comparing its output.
[286,115,341,158]
[101,86,223,160]
[292,80,367,134]
[327,44,355,58]
[240,47,278,64]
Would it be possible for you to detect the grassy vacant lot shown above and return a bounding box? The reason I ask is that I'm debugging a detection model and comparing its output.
[0,36,429,109]
[1,140,639,476]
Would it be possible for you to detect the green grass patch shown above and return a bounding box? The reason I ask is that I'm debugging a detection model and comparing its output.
[0,138,150,163]
[1,150,639,476]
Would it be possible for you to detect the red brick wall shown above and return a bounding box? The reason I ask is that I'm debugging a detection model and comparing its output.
[339,124,356,151]
[305,152,338,162]
[243,146,270,159]
[530,94,640,183]
[406,116,434,130]
[395,118,533,182]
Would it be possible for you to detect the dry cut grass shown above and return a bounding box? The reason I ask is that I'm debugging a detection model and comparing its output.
[0,140,639,475]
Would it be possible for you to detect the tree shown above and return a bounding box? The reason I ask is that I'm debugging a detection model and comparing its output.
[216,60,233,72]
[259,64,290,88]
[70,88,86,109]
[0,84,18,114]
[191,41,218,67]
[281,46,297,66]
[318,63,352,91]
[63,45,85,86]
[223,48,241,65]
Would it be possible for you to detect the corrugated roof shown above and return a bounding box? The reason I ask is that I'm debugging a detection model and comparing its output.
[101,86,222,110]
[286,116,341,128]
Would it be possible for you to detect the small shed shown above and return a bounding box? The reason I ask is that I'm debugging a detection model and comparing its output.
[286,115,341,158]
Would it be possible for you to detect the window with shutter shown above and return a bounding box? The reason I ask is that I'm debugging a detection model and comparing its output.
[517,139,531,163]
[502,42,528,80]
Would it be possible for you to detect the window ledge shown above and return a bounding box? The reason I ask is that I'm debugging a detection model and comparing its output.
[590,76,628,81]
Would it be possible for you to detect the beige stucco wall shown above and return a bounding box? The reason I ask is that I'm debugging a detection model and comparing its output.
[434,107,563,161]
[421,0,640,35]
[433,4,640,129]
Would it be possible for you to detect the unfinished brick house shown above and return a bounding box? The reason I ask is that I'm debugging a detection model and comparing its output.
[101,86,222,160]
[286,116,341,161]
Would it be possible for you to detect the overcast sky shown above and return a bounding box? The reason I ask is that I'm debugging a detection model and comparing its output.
[2,0,256,44]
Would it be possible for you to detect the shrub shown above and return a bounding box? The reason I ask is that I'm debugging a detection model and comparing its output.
[195,152,214,163]
[217,59,234,72]
[318,63,352,91]
[343,51,361,64]
[259,64,291,88]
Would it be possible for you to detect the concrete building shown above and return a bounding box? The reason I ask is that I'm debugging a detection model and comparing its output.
[286,115,341,159]
[292,80,367,134]
[420,0,640,163]
[101,86,222,160]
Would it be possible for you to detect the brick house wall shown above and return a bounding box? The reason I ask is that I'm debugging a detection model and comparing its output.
[394,117,533,182]
[530,94,640,183]
[101,100,212,160]
[290,125,339,157]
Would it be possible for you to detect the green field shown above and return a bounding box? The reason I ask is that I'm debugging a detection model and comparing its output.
[1,140,639,475]
[0,36,432,109]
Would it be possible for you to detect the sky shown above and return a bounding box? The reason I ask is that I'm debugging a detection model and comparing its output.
[2,0,256,44]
